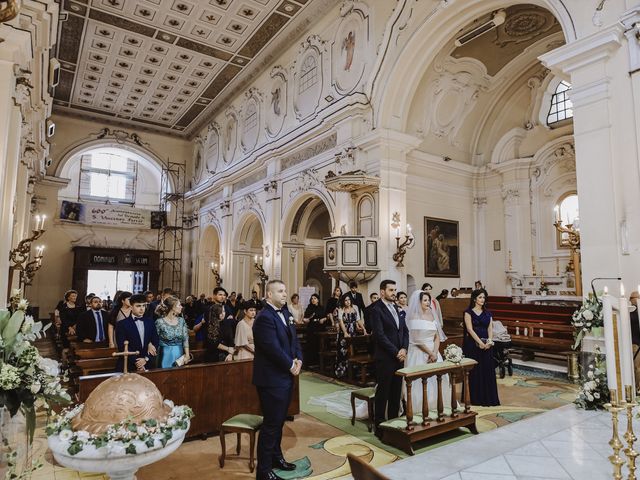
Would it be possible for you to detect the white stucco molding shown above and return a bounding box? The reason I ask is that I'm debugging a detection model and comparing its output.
[539,23,624,77]
[620,7,640,72]
[357,128,422,155]
[38,175,70,189]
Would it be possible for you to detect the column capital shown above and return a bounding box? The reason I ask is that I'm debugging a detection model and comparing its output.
[539,23,624,76]
[473,196,487,206]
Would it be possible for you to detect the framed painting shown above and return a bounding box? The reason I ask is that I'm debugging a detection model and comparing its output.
[424,217,460,278]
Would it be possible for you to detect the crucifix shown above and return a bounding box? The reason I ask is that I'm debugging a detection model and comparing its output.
[112,340,140,374]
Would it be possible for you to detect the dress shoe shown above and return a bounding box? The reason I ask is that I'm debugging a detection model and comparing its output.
[272,458,297,471]
[257,470,285,480]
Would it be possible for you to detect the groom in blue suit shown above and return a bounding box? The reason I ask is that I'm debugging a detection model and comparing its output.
[115,294,159,372]
[253,280,302,480]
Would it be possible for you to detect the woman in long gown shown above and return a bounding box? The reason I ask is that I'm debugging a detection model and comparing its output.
[404,291,451,413]
[155,296,190,368]
[334,295,364,378]
[462,288,500,406]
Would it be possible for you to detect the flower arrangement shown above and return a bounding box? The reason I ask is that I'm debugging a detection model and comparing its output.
[574,346,609,410]
[571,295,603,350]
[444,344,464,364]
[0,290,70,477]
[46,400,193,457]
[539,282,550,294]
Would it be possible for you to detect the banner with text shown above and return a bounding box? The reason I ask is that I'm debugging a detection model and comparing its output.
[60,200,151,229]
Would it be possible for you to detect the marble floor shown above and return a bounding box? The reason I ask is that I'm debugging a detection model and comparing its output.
[377,404,624,480]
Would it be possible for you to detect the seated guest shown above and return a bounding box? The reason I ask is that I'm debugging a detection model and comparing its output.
[108,291,132,348]
[335,294,365,378]
[205,303,235,362]
[288,293,304,324]
[304,293,327,367]
[235,300,258,360]
[155,296,190,368]
[436,289,449,301]
[76,295,108,344]
[115,294,159,372]
[325,287,343,327]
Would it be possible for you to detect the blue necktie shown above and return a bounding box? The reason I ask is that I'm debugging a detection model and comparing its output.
[94,311,104,341]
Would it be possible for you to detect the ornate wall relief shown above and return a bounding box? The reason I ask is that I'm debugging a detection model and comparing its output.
[424,57,491,146]
[331,2,368,95]
[293,35,325,120]
[193,133,205,184]
[241,88,262,152]
[204,122,220,175]
[266,66,287,138]
[223,109,238,163]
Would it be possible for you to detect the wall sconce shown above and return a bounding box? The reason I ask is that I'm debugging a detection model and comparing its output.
[254,255,269,283]
[391,212,415,267]
[10,214,47,270]
[210,261,222,287]
[22,245,45,286]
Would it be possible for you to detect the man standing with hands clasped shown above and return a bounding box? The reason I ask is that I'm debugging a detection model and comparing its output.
[369,279,409,438]
[253,280,303,480]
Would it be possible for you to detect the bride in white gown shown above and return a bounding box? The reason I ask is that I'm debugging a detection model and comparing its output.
[403,290,452,414]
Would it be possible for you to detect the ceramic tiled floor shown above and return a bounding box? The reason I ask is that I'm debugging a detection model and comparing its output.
[377,404,626,480]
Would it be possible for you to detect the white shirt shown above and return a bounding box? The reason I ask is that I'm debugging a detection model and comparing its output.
[266,301,287,327]
[383,300,400,328]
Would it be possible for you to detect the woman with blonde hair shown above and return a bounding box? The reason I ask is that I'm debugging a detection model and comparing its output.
[155,296,190,368]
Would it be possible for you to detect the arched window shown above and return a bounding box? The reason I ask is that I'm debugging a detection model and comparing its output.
[547,81,573,126]
[357,194,375,236]
[79,149,137,204]
[555,192,579,248]
[299,55,318,94]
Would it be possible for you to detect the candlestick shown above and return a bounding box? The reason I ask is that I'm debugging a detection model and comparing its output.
[554,205,560,223]
[395,227,400,238]
[604,291,622,399]
[619,284,635,398]
[41,215,46,230]
[34,215,41,231]
[407,224,412,235]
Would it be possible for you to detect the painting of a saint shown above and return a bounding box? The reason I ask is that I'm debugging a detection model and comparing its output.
[342,30,355,71]
[271,87,281,116]
[425,217,459,277]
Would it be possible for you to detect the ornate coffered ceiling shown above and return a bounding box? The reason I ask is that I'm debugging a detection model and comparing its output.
[52,0,317,137]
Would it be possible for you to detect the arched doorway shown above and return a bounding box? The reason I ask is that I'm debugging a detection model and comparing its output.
[281,195,334,305]
[197,225,221,297]
[232,212,265,298]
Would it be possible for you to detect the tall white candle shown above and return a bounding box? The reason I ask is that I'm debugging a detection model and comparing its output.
[41,215,46,230]
[602,288,621,394]
[34,215,40,231]
[618,284,635,398]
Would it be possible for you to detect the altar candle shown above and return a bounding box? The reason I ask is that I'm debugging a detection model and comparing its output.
[554,205,560,222]
[524,327,528,336]
[516,326,520,335]
[618,284,635,398]
[396,227,400,238]
[41,215,46,230]
[254,255,258,263]
[407,224,412,235]
[540,329,544,338]
[34,215,40,231]
[603,288,623,399]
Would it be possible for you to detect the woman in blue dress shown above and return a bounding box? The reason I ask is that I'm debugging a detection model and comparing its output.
[155,296,190,368]
[462,288,500,406]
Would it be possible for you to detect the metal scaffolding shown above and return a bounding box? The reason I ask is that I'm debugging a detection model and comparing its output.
[157,160,186,295]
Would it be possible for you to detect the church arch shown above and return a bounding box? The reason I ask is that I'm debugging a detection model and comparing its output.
[374,0,575,133]
[196,225,222,296]
[231,211,266,297]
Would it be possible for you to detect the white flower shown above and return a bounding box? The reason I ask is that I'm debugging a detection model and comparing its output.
[30,381,41,394]
[108,442,126,457]
[594,392,601,399]
[167,417,177,427]
[76,430,91,441]
[0,363,21,390]
[587,371,594,379]
[59,429,73,441]
[21,315,34,334]
[10,288,21,298]
[164,399,174,409]
[38,357,60,376]
[583,310,594,321]
[136,426,148,436]
[586,393,594,401]
[17,299,29,311]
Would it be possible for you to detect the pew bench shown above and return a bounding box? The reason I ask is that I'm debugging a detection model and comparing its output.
[379,358,478,455]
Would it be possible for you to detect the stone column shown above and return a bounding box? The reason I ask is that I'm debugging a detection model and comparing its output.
[541,23,640,292]
[501,187,523,275]
[473,196,488,283]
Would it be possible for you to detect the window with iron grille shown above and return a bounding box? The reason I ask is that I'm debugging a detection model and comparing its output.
[299,55,318,94]
[79,151,137,205]
[547,81,573,125]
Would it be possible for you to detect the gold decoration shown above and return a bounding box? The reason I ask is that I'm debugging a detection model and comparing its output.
[607,393,626,480]
[624,385,638,480]
[72,373,171,435]
[0,0,19,23]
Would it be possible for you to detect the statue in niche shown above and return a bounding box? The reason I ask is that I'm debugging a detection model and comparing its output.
[271,87,281,116]
[341,30,355,71]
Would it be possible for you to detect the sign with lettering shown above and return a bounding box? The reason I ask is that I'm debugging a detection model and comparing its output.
[59,201,152,229]
[90,254,117,265]
[124,254,150,266]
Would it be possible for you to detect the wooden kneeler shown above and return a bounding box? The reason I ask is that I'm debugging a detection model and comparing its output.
[219,414,263,473]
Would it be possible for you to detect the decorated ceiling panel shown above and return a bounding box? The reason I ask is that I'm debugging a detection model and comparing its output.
[53,0,310,137]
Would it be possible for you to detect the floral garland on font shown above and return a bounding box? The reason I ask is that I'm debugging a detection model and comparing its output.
[46,400,193,457]
[571,295,603,350]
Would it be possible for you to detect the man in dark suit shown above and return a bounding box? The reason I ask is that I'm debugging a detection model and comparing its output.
[363,292,379,334]
[347,281,367,318]
[253,280,302,480]
[76,295,108,344]
[148,288,173,319]
[369,279,409,436]
[115,294,159,372]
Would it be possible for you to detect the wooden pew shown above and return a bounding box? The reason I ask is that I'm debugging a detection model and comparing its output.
[78,359,300,439]
[346,334,374,386]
